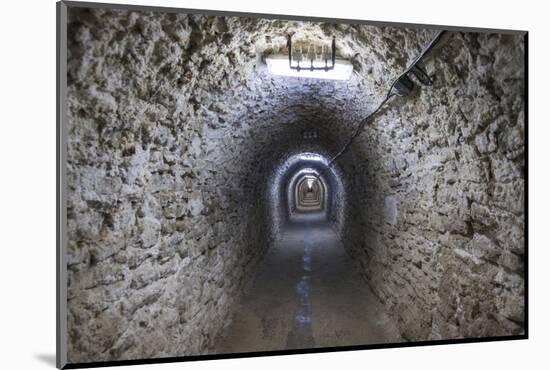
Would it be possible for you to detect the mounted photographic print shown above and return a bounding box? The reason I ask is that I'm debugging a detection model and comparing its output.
[56,1,527,368]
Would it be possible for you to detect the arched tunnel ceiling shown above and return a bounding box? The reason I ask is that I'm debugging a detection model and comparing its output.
[68,8,524,194]
[67,7,444,192]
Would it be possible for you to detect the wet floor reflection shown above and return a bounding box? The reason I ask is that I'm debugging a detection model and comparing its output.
[212,217,402,354]
[286,223,315,348]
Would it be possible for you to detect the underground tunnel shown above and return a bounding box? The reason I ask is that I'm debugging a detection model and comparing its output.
[63,6,525,363]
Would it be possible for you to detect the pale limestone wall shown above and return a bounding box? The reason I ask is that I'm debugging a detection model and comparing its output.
[65,5,524,362]
[337,32,525,340]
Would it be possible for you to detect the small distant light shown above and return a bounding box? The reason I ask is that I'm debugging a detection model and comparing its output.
[266,55,353,81]
[306,178,314,190]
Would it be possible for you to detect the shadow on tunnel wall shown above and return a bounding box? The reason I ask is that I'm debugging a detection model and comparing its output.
[57,1,527,368]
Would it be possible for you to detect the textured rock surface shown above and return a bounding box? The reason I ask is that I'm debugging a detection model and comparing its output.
[337,32,525,340]
[65,5,524,363]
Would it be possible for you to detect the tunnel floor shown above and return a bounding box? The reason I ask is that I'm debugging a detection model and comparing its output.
[212,217,403,353]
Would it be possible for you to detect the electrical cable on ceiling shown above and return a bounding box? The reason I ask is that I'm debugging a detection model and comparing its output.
[314,30,448,180]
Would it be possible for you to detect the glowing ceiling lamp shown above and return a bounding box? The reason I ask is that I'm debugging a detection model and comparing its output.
[266,55,353,80]
[265,35,353,81]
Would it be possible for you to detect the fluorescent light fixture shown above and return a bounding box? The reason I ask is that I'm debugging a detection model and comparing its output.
[265,55,353,81]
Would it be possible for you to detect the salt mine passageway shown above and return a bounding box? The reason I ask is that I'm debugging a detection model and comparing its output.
[214,216,402,352]
[65,8,525,363]
[214,155,402,351]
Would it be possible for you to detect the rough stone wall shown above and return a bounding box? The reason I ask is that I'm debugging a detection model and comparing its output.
[65,7,367,362]
[65,8,276,362]
[65,4,525,363]
[338,32,525,340]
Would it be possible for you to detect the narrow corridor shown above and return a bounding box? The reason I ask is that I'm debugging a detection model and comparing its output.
[63,7,526,363]
[213,217,402,353]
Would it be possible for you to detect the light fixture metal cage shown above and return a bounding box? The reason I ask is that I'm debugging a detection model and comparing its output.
[287,34,336,72]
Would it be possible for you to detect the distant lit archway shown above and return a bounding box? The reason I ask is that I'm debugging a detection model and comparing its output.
[295,175,324,212]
